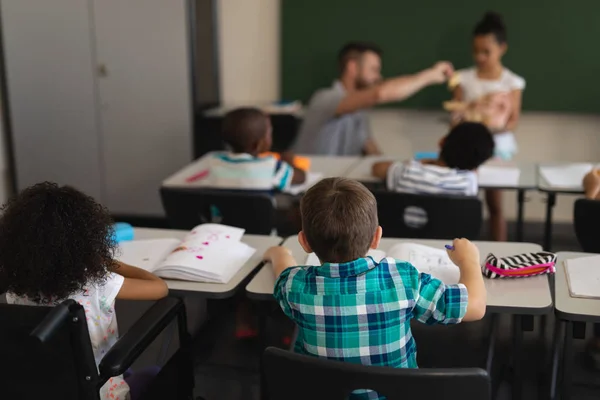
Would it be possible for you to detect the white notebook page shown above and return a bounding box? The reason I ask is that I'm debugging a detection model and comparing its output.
[564,256,600,299]
[387,243,460,285]
[539,164,593,188]
[478,165,521,187]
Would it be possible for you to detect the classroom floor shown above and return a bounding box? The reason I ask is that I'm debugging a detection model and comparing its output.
[188,221,599,400]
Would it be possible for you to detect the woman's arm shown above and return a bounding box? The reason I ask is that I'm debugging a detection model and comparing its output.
[504,89,523,132]
[111,261,169,300]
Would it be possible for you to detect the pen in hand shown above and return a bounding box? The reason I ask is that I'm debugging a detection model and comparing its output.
[445,245,455,251]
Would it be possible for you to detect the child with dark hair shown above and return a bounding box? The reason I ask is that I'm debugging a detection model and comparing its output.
[451,11,525,241]
[263,178,487,400]
[0,182,168,400]
[208,107,306,190]
[371,122,495,195]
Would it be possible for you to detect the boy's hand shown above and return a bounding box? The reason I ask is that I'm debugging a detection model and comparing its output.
[264,246,297,279]
[446,238,480,269]
[263,246,290,262]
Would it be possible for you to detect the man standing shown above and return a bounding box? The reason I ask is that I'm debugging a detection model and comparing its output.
[294,42,454,155]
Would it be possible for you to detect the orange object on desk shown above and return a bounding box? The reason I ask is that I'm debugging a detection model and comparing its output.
[260,152,311,171]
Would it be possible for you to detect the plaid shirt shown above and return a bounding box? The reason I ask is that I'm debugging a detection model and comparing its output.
[274,256,468,400]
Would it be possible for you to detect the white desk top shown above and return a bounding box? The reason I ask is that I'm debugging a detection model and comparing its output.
[537,162,590,194]
[161,153,361,190]
[246,236,552,314]
[133,227,281,298]
[555,252,600,321]
[344,156,537,190]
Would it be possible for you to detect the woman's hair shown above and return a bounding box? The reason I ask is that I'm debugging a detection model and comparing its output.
[473,11,507,44]
[0,182,116,303]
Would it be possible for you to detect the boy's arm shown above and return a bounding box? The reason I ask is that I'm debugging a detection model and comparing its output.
[371,161,393,179]
[291,168,306,185]
[583,170,600,200]
[110,261,169,300]
[264,246,298,278]
[447,239,486,321]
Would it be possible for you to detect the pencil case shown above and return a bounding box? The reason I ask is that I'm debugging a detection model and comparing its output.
[111,222,134,244]
[259,152,311,171]
[482,252,557,278]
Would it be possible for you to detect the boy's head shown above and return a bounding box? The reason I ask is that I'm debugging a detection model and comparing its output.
[222,107,272,155]
[439,122,495,171]
[299,178,382,264]
[0,182,116,303]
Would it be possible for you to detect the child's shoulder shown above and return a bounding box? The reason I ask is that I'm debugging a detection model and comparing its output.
[501,68,526,89]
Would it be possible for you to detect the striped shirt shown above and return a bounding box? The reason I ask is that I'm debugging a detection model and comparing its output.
[386,160,478,196]
[274,256,468,400]
[208,152,293,191]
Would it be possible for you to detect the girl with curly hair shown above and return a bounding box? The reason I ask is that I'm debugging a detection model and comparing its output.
[0,182,168,400]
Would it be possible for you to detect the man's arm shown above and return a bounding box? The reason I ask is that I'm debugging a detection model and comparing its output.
[363,137,382,156]
[335,62,454,116]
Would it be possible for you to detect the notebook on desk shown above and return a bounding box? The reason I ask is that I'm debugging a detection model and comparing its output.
[116,224,256,284]
[478,165,521,187]
[539,164,595,189]
[305,243,460,284]
[564,256,600,299]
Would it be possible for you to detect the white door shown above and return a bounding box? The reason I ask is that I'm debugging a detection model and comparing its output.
[1,0,104,200]
[93,0,192,216]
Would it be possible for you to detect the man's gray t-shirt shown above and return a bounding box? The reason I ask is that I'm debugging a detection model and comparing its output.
[294,81,371,155]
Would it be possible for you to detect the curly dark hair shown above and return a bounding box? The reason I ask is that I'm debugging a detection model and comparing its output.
[0,182,116,303]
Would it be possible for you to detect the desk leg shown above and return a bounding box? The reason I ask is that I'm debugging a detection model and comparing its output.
[512,315,523,400]
[516,189,525,242]
[486,314,498,374]
[561,321,574,400]
[543,193,556,251]
[549,320,564,400]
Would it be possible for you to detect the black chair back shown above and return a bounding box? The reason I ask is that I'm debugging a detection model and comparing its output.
[161,187,275,234]
[374,191,482,239]
[0,300,101,400]
[574,198,600,253]
[262,347,490,400]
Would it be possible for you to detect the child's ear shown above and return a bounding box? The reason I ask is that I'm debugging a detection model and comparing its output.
[298,231,312,253]
[370,226,383,249]
[500,43,508,55]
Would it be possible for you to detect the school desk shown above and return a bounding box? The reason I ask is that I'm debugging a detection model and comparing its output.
[246,236,550,400]
[132,227,282,298]
[549,252,600,400]
[344,156,538,242]
[537,163,590,251]
[161,152,361,190]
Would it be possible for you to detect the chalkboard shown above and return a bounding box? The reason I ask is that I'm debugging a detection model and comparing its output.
[281,0,600,113]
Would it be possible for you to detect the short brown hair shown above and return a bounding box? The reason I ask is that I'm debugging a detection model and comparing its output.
[338,42,382,75]
[300,178,378,263]
[222,107,269,153]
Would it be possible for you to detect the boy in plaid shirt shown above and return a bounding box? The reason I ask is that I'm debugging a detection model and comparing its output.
[263,178,486,400]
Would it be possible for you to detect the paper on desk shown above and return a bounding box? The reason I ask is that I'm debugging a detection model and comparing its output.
[478,165,521,187]
[286,172,324,195]
[386,243,460,285]
[116,239,181,272]
[305,249,387,266]
[539,164,593,188]
[564,256,600,299]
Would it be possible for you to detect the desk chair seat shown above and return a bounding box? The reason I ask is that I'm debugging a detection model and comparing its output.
[261,347,490,400]
[374,191,482,240]
[0,297,193,400]
[574,198,600,253]
[161,187,275,235]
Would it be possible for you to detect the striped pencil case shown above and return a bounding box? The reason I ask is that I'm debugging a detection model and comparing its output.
[482,252,557,278]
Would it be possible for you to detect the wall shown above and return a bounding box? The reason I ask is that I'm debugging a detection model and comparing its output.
[216,0,280,105]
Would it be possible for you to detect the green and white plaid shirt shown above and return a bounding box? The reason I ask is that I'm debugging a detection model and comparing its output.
[274,256,468,400]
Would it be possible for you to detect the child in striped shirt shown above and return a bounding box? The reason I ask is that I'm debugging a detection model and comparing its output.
[371,122,494,195]
[208,108,306,191]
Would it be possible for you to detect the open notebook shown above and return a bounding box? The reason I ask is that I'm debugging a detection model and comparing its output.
[115,224,256,283]
[564,256,600,299]
[539,163,595,189]
[306,243,460,284]
[478,165,521,187]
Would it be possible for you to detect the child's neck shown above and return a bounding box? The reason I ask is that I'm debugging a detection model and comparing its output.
[477,64,503,80]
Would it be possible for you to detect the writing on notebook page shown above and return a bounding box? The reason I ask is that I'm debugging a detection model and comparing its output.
[387,243,460,285]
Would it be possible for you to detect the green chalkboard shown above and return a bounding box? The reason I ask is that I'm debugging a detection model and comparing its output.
[281,1,600,113]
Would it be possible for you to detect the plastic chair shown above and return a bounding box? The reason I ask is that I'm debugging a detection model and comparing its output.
[261,347,491,400]
[374,191,482,240]
[574,198,600,253]
[0,297,193,400]
[161,187,275,234]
